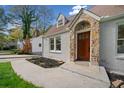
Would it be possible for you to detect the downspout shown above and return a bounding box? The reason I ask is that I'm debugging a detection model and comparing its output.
[42,36,44,56]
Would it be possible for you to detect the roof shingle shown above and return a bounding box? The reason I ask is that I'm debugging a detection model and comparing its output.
[90,5,124,17]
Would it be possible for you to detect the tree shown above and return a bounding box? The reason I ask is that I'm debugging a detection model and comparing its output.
[36,6,54,33]
[9,6,39,39]
[0,7,7,30]
[8,5,54,53]
[9,5,54,37]
[8,6,40,53]
[9,27,23,41]
[0,7,8,50]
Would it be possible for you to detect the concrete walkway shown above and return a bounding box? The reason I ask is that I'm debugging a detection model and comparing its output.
[0,54,39,59]
[9,58,110,88]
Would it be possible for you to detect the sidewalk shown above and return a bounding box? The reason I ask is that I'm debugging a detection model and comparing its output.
[0,55,39,59]
[10,59,110,88]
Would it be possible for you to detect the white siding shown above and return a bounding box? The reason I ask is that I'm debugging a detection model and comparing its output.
[100,18,124,75]
[31,36,42,54]
[43,32,70,62]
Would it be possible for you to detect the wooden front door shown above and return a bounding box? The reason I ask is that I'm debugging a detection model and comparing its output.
[77,31,90,61]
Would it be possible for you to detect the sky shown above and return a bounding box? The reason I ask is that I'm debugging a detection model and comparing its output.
[48,5,92,23]
[46,5,92,18]
[2,5,93,18]
[1,5,93,31]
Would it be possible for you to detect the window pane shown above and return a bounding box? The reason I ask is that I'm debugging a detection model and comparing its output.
[50,38,54,50]
[118,25,124,39]
[56,37,60,44]
[50,45,54,50]
[117,40,124,53]
[58,20,63,26]
[50,38,54,44]
[56,37,61,51]
[56,44,61,50]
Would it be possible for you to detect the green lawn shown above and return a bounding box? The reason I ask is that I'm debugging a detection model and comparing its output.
[0,62,38,88]
[0,50,15,55]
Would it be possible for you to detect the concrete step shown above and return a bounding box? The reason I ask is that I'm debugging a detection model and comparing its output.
[75,61,90,66]
[61,62,110,86]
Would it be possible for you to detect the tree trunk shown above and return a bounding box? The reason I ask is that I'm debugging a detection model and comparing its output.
[22,35,32,54]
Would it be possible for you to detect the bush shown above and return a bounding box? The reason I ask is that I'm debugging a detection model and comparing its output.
[12,49,32,55]
[10,49,22,54]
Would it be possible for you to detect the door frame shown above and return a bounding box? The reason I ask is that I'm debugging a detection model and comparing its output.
[75,29,91,62]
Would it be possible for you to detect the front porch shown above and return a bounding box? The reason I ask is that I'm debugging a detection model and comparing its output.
[70,10,100,65]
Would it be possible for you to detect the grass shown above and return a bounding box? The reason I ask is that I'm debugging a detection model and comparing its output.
[0,62,38,88]
[0,50,15,55]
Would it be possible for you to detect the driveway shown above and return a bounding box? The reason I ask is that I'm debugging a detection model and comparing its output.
[8,58,110,88]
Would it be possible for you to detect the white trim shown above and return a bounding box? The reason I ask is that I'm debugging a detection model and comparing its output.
[90,30,92,62]
[115,21,124,56]
[50,50,56,53]
[49,36,62,53]
[69,9,101,29]
[101,13,124,22]
[49,37,55,51]
[76,28,91,34]
[116,55,124,60]
[55,36,61,51]
[50,50,62,53]
[57,14,65,28]
[83,10,101,21]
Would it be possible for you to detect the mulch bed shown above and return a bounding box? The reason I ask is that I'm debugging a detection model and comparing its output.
[107,72,124,88]
[27,57,64,68]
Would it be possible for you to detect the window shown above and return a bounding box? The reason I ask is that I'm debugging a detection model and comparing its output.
[49,36,61,52]
[56,37,61,51]
[58,19,63,26]
[117,24,124,53]
[50,38,54,51]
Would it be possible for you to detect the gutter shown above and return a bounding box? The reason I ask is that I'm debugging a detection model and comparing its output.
[100,13,124,22]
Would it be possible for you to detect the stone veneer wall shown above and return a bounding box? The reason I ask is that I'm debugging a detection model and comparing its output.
[70,13,100,65]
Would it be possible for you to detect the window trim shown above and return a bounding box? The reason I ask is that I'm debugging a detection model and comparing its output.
[58,19,63,26]
[57,18,64,28]
[55,36,61,51]
[49,37,55,51]
[49,36,61,53]
[116,22,124,55]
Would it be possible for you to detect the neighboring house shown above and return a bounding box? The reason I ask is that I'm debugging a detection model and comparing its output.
[31,35,43,55]
[17,40,23,50]
[4,41,17,49]
[42,5,124,75]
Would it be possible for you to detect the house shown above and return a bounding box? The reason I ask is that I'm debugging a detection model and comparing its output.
[31,35,43,55]
[17,40,23,50]
[42,5,124,75]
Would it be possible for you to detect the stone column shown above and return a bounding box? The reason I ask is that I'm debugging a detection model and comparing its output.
[90,21,100,65]
[70,29,75,62]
